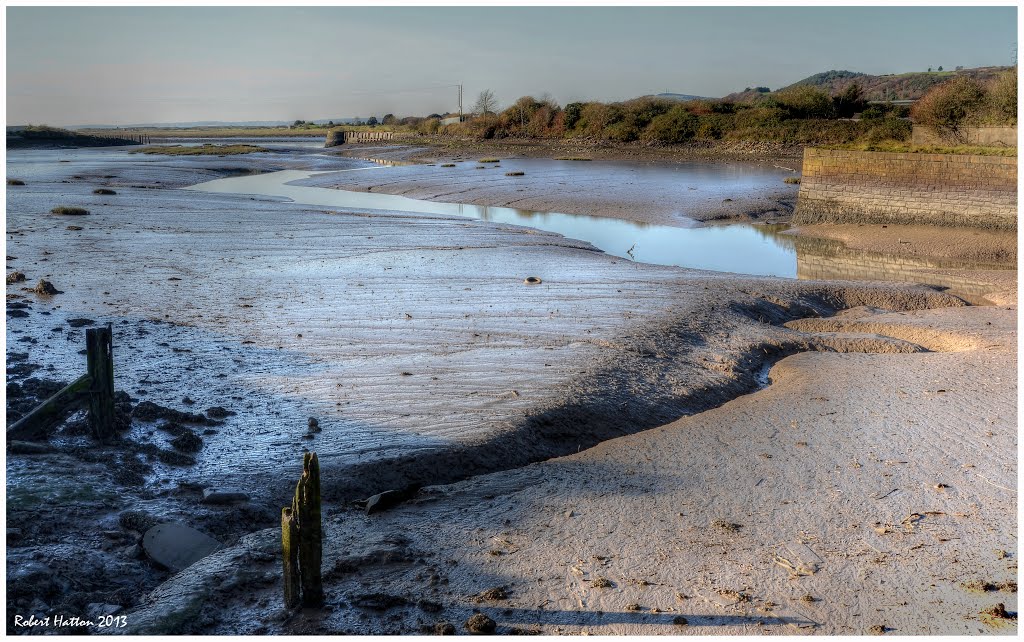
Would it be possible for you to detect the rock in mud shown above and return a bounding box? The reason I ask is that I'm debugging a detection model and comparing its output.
[433,621,456,635]
[32,280,62,295]
[156,449,196,466]
[67,317,95,328]
[170,429,203,453]
[133,400,216,425]
[205,406,235,419]
[119,510,158,534]
[142,523,223,572]
[475,586,509,601]
[307,416,321,432]
[7,271,26,284]
[363,489,412,514]
[464,613,496,635]
[8,440,55,455]
[201,488,251,505]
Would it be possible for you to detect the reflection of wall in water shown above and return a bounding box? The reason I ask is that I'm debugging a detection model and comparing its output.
[794,236,1004,296]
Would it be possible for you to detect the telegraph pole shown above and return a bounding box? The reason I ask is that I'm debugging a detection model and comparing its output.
[458,83,463,121]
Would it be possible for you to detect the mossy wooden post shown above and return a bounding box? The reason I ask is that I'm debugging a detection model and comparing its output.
[281,507,300,609]
[85,326,115,442]
[282,451,323,609]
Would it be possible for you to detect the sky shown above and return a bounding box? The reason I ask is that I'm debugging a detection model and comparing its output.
[5,5,1018,126]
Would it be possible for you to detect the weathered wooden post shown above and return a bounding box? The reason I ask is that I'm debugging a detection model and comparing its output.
[86,326,115,442]
[281,507,300,609]
[282,451,323,609]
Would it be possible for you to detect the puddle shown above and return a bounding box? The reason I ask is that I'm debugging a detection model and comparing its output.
[188,168,800,277]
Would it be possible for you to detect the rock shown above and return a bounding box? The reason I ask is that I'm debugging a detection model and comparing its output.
[364,489,409,514]
[8,441,54,455]
[673,616,688,626]
[86,603,123,620]
[142,523,222,572]
[418,599,443,613]
[464,613,496,635]
[67,318,95,328]
[307,417,321,432]
[119,510,157,534]
[201,488,250,505]
[7,271,26,284]
[434,621,456,635]
[169,430,203,453]
[205,406,235,419]
[33,280,62,295]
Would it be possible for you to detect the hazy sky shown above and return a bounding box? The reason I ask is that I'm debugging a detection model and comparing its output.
[6,6,1018,126]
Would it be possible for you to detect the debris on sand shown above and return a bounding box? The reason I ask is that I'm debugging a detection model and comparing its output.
[868,624,887,635]
[474,586,509,602]
[464,613,496,634]
[32,279,62,295]
[591,577,614,588]
[980,603,1016,623]
[712,519,742,533]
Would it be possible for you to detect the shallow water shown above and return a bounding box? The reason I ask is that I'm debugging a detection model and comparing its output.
[189,167,800,277]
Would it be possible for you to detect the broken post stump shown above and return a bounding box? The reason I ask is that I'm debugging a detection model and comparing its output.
[282,451,323,609]
[281,507,300,609]
[7,325,116,441]
[86,326,115,442]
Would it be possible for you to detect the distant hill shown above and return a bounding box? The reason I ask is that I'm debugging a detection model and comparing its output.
[722,65,1013,103]
[653,92,708,102]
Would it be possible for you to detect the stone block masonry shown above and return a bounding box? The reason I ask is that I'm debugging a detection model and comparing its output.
[794,148,1017,230]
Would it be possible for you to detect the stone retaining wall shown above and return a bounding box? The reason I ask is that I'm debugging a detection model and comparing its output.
[794,148,1017,230]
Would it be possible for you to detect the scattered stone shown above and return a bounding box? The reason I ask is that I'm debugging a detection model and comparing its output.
[66,225,83,231]
[672,616,688,626]
[351,593,409,611]
[133,400,215,425]
[169,429,203,453]
[868,624,886,635]
[433,621,456,635]
[7,271,26,284]
[464,613,496,635]
[591,577,614,588]
[417,599,443,613]
[33,280,62,295]
[475,586,508,601]
[201,488,251,505]
[308,417,321,433]
[505,171,525,176]
[625,603,641,611]
[523,276,542,285]
[142,522,223,572]
[205,406,235,419]
[8,441,54,455]
[800,594,816,603]
[67,318,95,328]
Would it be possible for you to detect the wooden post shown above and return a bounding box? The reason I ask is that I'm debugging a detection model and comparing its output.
[283,452,323,609]
[86,326,115,442]
[281,507,300,609]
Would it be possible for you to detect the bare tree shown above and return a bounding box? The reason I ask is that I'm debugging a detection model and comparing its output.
[473,89,498,116]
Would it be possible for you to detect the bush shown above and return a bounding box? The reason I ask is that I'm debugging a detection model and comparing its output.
[773,85,836,119]
[862,116,912,144]
[911,76,987,141]
[643,106,699,143]
[984,70,1017,125]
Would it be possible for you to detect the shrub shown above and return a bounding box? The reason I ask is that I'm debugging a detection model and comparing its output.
[983,70,1017,125]
[862,116,912,144]
[911,76,987,141]
[773,85,837,119]
[51,206,89,215]
[563,102,584,130]
[643,106,699,143]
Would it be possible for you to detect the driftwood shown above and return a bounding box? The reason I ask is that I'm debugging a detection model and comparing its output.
[7,326,116,441]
